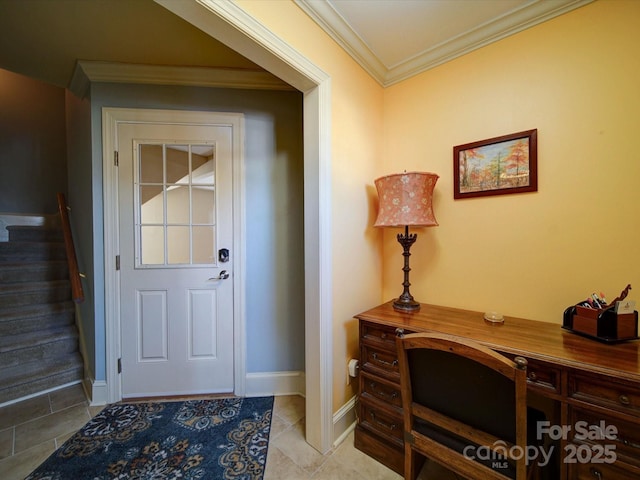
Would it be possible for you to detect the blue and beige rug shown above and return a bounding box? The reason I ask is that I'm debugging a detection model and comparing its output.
[26,396,274,480]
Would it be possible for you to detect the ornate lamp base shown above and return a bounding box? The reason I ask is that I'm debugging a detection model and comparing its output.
[392,225,421,313]
[393,296,420,313]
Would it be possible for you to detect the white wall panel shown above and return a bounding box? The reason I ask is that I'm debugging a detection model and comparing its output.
[189,289,217,359]
[138,290,168,361]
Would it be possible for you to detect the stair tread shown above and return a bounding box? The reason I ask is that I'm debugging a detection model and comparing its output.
[0,325,78,351]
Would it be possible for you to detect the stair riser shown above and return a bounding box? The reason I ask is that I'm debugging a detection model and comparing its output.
[0,243,66,262]
[0,337,79,369]
[0,264,69,284]
[0,311,75,336]
[8,231,64,242]
[0,286,71,307]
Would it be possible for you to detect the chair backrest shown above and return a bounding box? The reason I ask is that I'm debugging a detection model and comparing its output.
[396,331,528,480]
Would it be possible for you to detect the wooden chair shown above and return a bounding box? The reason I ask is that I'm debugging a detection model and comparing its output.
[396,331,536,480]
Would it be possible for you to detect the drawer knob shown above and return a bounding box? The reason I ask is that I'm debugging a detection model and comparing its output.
[528,372,538,381]
[590,467,602,479]
[619,394,630,406]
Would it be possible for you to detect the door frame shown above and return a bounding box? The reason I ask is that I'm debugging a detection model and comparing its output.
[155,0,334,454]
[102,108,246,402]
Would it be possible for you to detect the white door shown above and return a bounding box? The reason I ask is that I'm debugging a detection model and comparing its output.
[117,121,234,397]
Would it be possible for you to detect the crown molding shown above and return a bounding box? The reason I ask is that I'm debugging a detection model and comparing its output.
[294,0,387,84]
[296,0,594,87]
[68,60,295,98]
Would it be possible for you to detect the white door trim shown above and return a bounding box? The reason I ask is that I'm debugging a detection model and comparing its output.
[154,0,334,453]
[102,108,246,403]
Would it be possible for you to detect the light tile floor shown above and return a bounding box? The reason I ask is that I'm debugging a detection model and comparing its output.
[0,385,456,480]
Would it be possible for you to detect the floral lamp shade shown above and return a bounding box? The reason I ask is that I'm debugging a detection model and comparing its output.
[374,172,439,228]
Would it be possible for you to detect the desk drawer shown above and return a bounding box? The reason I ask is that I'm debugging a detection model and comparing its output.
[354,425,404,475]
[361,322,398,350]
[526,358,561,393]
[569,407,640,467]
[569,373,640,415]
[359,399,403,445]
[360,370,402,408]
[502,354,561,394]
[361,344,400,380]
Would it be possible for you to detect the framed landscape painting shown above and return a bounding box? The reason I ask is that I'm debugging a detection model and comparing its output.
[453,129,537,199]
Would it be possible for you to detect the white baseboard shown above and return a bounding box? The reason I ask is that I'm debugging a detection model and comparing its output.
[83,377,108,406]
[333,395,357,447]
[244,371,305,397]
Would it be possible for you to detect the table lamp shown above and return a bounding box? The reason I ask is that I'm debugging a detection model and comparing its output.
[374,172,439,312]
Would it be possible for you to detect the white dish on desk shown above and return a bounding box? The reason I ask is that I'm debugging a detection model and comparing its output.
[484,311,504,324]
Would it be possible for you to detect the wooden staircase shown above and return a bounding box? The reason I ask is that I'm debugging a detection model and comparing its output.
[0,221,83,405]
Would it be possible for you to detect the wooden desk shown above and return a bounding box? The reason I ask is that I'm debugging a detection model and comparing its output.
[354,302,640,480]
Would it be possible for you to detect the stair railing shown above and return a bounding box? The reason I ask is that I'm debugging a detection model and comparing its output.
[57,193,84,304]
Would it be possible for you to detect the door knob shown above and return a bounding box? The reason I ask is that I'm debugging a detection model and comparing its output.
[209,270,230,280]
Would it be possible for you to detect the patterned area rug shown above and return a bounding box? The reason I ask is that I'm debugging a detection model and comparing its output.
[26,396,274,480]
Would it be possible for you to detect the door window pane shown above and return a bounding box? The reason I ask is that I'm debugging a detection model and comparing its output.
[141,226,164,265]
[192,187,215,224]
[192,146,214,185]
[166,186,190,224]
[140,186,164,224]
[167,226,190,264]
[140,145,164,183]
[193,226,215,264]
[166,145,190,184]
[137,142,217,267]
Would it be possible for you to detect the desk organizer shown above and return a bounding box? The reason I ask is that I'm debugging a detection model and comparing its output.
[563,305,639,343]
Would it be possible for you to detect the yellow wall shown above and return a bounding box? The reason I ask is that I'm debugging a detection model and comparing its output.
[239,0,640,413]
[383,0,640,323]
[235,1,386,409]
